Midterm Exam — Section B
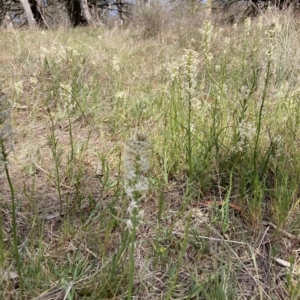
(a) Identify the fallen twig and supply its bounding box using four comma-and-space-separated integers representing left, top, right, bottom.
263, 221, 300, 241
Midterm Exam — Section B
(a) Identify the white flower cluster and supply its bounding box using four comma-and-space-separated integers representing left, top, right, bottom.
14, 81, 23, 96
0, 92, 13, 169
244, 18, 251, 37
115, 91, 128, 99
181, 49, 200, 97
124, 134, 150, 200
202, 20, 213, 67
124, 134, 150, 232
236, 120, 256, 152
59, 82, 75, 112
30, 76, 38, 85
40, 32, 80, 64
59, 82, 72, 103
265, 25, 276, 62
112, 55, 120, 73
40, 45, 80, 64
168, 49, 199, 102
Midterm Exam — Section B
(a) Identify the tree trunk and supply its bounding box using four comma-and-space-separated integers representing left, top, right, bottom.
19, 0, 36, 28
80, 0, 94, 25
116, 0, 128, 24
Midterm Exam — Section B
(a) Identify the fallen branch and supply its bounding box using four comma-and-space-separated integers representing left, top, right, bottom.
263, 221, 300, 241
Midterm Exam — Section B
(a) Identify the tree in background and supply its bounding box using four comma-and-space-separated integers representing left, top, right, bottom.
215, 0, 300, 19
19, 0, 36, 28
2, 0, 298, 28
81, 0, 94, 25
0, 0, 135, 28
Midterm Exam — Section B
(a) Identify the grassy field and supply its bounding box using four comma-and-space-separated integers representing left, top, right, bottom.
1, 5, 300, 299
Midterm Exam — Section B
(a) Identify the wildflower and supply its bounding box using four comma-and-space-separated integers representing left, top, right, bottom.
181, 49, 199, 96
257, 16, 263, 31
124, 134, 150, 299
206, 53, 213, 64
168, 49, 199, 101
202, 20, 213, 67
65, 46, 79, 58
72, 49, 79, 57
125, 219, 133, 232
0, 92, 13, 168
127, 200, 138, 217
59, 82, 74, 112
14, 81, 23, 96
137, 210, 145, 220
244, 17, 251, 36
124, 134, 151, 182
125, 177, 149, 201
112, 55, 120, 72
124, 135, 150, 187
236, 120, 256, 152
115, 91, 127, 99
124, 134, 150, 197
124, 134, 150, 228
30, 77, 38, 85
59, 82, 72, 102
265, 25, 276, 62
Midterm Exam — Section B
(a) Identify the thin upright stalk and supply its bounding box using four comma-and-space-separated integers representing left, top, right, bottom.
127, 208, 137, 299
1, 140, 23, 298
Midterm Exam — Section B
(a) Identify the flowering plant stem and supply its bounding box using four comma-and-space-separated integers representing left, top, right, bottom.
124, 134, 150, 298
186, 69, 193, 180
253, 28, 274, 175
0, 140, 24, 299
128, 207, 137, 299
253, 58, 271, 174
48, 109, 63, 215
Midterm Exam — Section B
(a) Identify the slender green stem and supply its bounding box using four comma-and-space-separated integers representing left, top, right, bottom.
67, 111, 74, 164
1, 140, 23, 299
187, 74, 193, 179
128, 208, 137, 299
48, 111, 63, 214
253, 48, 272, 173
222, 170, 233, 233
165, 214, 190, 300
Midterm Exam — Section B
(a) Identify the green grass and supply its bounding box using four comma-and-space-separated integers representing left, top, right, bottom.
1, 7, 300, 299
